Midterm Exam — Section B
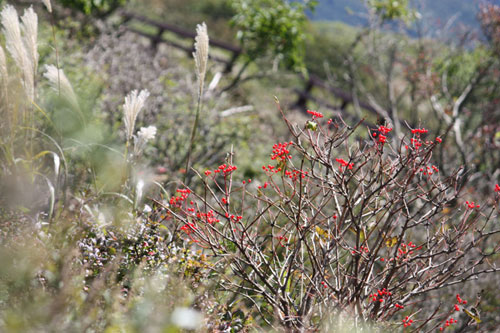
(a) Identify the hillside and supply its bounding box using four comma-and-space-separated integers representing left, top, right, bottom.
310, 0, 500, 36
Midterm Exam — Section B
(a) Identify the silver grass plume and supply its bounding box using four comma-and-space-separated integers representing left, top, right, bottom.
184, 23, 209, 182
134, 125, 157, 155
43, 64, 78, 109
1, 5, 27, 73
193, 22, 209, 98
42, 0, 52, 13
21, 7, 38, 74
1, 5, 34, 101
123, 89, 150, 142
0, 45, 7, 86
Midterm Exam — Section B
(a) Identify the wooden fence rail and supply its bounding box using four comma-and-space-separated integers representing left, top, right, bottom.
121, 11, 241, 72
120, 11, 380, 123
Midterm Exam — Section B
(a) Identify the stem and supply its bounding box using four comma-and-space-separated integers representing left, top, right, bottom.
221, 59, 251, 93
51, 19, 61, 96
184, 92, 203, 184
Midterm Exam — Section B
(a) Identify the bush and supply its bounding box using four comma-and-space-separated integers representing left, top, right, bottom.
164, 107, 500, 330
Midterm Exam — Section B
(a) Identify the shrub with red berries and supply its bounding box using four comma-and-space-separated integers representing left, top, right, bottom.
162, 103, 500, 331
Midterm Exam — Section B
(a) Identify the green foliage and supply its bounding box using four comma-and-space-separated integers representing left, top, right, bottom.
369, 0, 417, 22
58, 0, 126, 16
231, 0, 316, 72
198, 0, 235, 21
304, 21, 358, 78
434, 47, 489, 92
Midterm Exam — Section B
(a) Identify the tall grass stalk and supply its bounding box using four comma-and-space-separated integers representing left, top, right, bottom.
43, 64, 82, 119
121, 89, 149, 198
184, 22, 208, 183
43, 0, 62, 96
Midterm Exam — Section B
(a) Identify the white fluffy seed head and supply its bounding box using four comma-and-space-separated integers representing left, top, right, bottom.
43, 64, 78, 109
138, 125, 157, 141
1, 5, 25, 70
193, 22, 209, 98
42, 0, 52, 13
21, 7, 38, 74
134, 125, 157, 154
1, 4, 34, 100
123, 89, 150, 142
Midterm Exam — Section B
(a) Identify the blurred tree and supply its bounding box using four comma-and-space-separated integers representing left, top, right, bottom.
369, 0, 417, 22
58, 0, 126, 17
229, 0, 316, 81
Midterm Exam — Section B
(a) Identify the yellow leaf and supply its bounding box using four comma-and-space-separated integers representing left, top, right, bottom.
385, 236, 398, 248
315, 226, 333, 240
463, 307, 481, 323
349, 227, 365, 242
359, 229, 366, 242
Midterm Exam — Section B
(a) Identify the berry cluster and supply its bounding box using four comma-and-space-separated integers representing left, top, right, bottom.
379, 241, 421, 263
180, 222, 196, 235
419, 165, 439, 176
411, 128, 429, 135
410, 137, 423, 149
438, 294, 467, 331
225, 212, 243, 222
284, 169, 308, 181
257, 182, 269, 190
262, 164, 282, 173
195, 210, 220, 224
439, 318, 458, 331
336, 158, 354, 171
405, 127, 434, 151
375, 125, 393, 144
307, 110, 324, 118
465, 201, 480, 209
396, 242, 419, 260
352, 245, 369, 255
204, 164, 238, 177
170, 188, 192, 207
402, 316, 414, 327
369, 288, 392, 303
276, 235, 288, 247
271, 141, 293, 161
456, 294, 467, 305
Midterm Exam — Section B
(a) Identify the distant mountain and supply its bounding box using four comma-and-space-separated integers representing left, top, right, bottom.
310, 0, 500, 37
